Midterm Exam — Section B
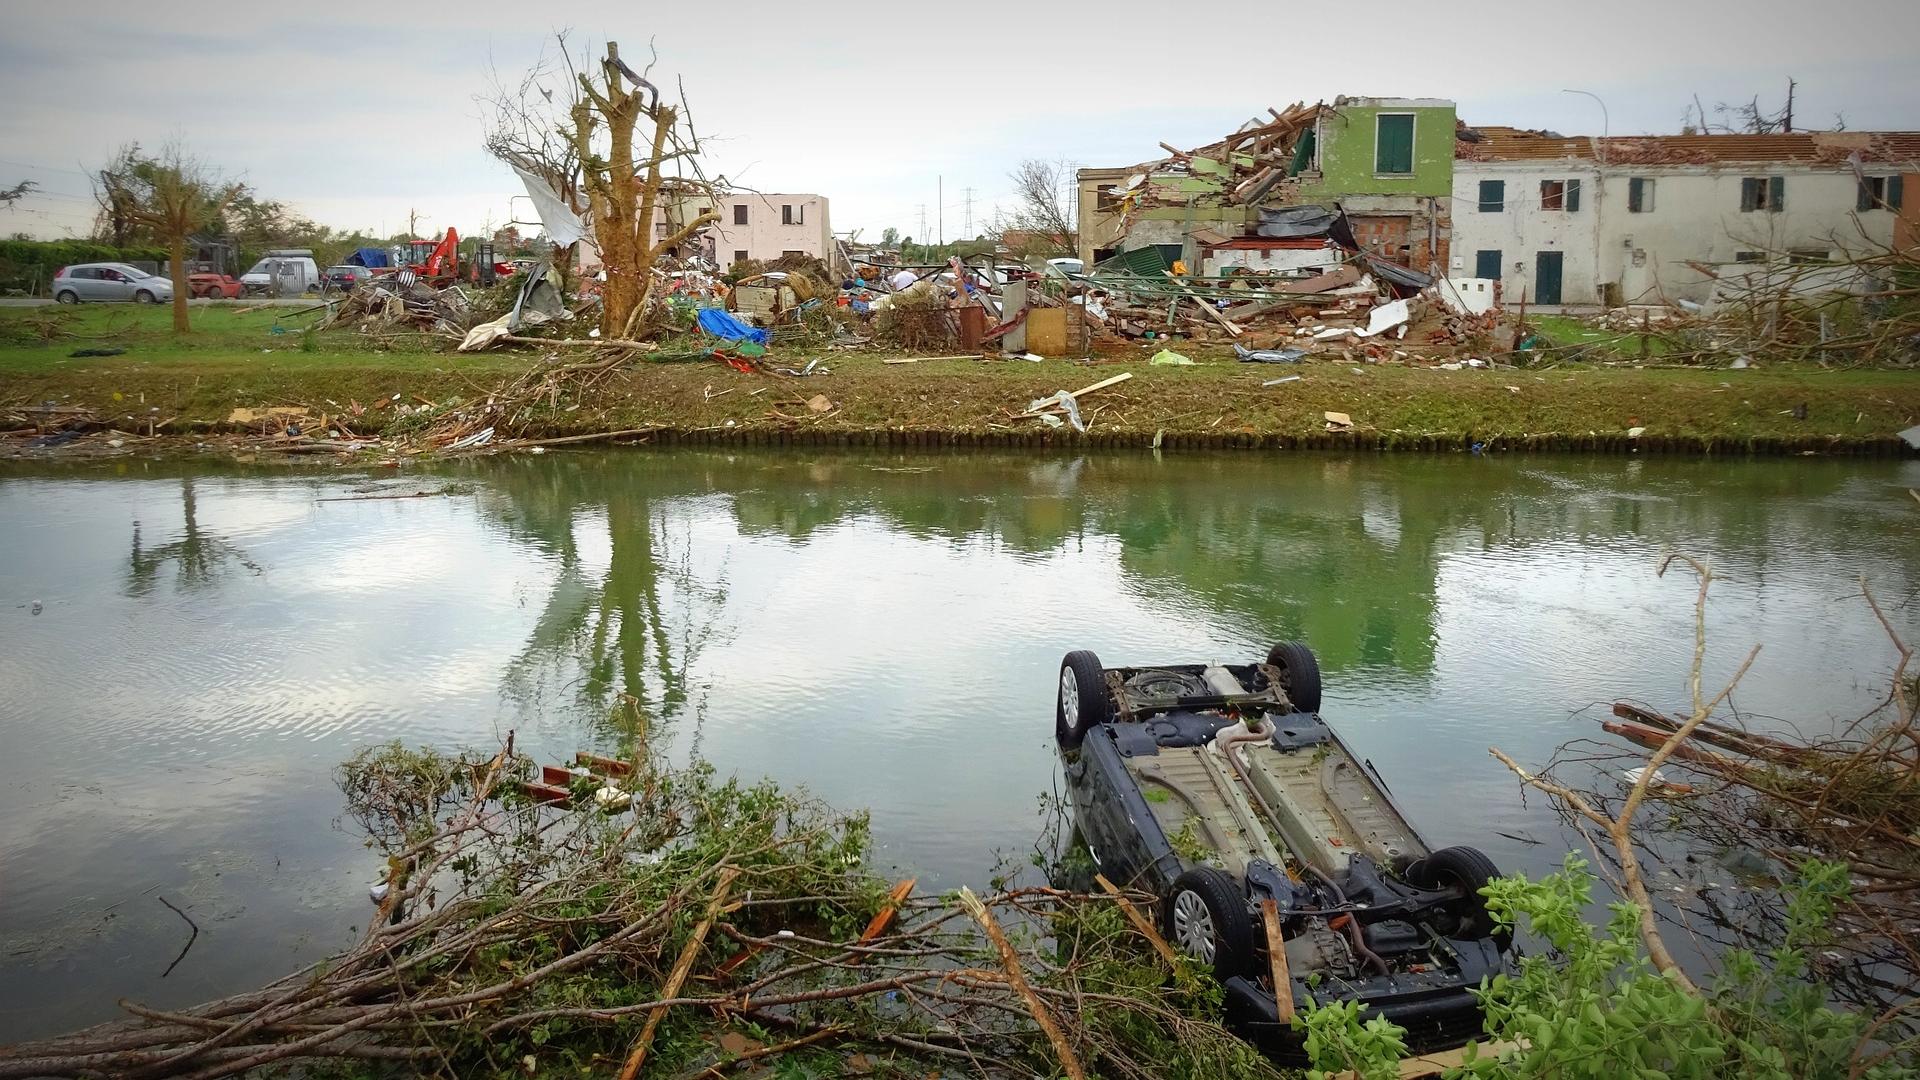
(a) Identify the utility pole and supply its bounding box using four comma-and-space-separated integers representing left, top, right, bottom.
937, 175, 943, 248
407, 207, 419, 240
1783, 77, 1796, 133
963, 187, 973, 237
917, 204, 927, 249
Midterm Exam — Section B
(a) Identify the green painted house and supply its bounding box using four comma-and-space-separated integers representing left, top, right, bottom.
1077, 96, 1458, 275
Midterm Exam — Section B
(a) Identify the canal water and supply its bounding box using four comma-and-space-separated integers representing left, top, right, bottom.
1, 449, 1915, 1040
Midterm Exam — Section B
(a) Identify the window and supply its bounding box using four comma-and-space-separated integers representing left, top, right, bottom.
1628, 177, 1655, 213
732, 249, 749, 263
1474, 249, 1503, 279
1789, 248, 1829, 265
781, 203, 804, 225
1477, 179, 1504, 212
733, 203, 749, 225
1734, 251, 1766, 263
1740, 176, 1784, 212
1374, 113, 1414, 175
1858, 175, 1904, 211
1095, 186, 1121, 212
1540, 179, 1581, 211
781, 249, 805, 257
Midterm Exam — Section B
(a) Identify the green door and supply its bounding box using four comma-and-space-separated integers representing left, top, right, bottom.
1534, 251, 1563, 305
1474, 250, 1502, 279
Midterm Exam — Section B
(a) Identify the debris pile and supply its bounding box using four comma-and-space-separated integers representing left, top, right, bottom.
319, 276, 474, 335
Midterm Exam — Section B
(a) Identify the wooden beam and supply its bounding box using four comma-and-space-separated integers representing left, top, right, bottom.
1260, 899, 1294, 1023
1096, 874, 1179, 968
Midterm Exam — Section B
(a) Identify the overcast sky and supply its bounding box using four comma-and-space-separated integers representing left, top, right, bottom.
3, 1, 1917, 245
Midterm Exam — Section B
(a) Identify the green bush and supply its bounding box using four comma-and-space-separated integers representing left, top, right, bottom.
1297, 855, 1917, 1080
0, 238, 171, 295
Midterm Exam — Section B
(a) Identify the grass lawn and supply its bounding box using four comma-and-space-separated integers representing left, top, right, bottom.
3, 305, 1916, 451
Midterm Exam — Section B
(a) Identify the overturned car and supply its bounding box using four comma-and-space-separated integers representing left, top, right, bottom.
1055, 642, 1513, 1055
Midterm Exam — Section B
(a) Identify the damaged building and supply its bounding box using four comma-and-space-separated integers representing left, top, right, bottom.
1451, 127, 1920, 307
1076, 97, 1456, 277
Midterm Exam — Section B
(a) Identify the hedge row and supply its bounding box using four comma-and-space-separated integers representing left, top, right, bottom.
0, 239, 172, 295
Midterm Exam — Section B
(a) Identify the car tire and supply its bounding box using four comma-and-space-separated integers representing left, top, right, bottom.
1265, 640, 1322, 714
1054, 650, 1112, 751
1165, 867, 1255, 978
134, 290, 156, 304
1406, 845, 1506, 944
55, 290, 78, 304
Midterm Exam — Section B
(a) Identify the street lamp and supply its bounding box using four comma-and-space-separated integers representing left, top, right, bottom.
1561, 88, 1610, 162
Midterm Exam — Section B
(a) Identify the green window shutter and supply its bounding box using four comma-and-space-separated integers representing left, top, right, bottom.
1858, 179, 1874, 212
1890, 175, 1904, 210
1566, 179, 1581, 212
1478, 179, 1504, 211
1769, 175, 1785, 212
1741, 178, 1760, 212
1375, 114, 1414, 175
1628, 178, 1645, 212
1474, 249, 1502, 279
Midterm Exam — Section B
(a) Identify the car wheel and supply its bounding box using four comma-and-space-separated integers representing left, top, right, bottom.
1055, 650, 1112, 751
1164, 867, 1255, 978
1406, 845, 1507, 945
55, 290, 79, 304
1265, 640, 1322, 714
134, 289, 156, 304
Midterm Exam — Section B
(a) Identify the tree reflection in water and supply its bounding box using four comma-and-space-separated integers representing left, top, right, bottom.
126, 478, 262, 597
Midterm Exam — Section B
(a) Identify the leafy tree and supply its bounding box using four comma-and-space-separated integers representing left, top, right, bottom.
880, 226, 900, 248
95, 144, 241, 333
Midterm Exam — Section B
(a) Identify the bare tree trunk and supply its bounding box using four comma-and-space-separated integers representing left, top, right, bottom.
169, 232, 190, 333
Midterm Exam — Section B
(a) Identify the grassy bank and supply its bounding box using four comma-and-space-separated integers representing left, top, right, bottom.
3, 305, 1917, 455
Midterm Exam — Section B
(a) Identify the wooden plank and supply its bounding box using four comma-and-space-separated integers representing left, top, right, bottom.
1095, 874, 1179, 968
1259, 899, 1295, 1023
1333, 1040, 1523, 1079
1068, 371, 1133, 398
1025, 308, 1068, 355
851, 878, 916, 964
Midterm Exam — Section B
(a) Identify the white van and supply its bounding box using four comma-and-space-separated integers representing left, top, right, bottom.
240, 250, 322, 296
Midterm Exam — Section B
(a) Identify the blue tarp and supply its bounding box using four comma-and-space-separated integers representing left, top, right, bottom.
696, 307, 770, 346
346, 247, 391, 268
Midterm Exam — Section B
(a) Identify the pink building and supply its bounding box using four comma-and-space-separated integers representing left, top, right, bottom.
701, 193, 832, 272
580, 192, 834, 273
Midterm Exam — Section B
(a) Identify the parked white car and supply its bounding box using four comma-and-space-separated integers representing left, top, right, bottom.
52, 263, 175, 304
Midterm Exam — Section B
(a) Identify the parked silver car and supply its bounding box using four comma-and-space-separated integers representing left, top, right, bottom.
53, 263, 175, 304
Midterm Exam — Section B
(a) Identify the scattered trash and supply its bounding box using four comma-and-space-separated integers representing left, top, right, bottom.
68, 347, 126, 358
446, 427, 496, 451
1899, 424, 1920, 450
1262, 375, 1302, 386
805, 394, 834, 413
1323, 411, 1354, 432
1233, 344, 1306, 364
1627, 426, 1647, 438
1148, 350, 1194, 366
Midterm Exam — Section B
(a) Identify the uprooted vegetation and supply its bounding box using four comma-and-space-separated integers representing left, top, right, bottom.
0, 740, 1279, 1080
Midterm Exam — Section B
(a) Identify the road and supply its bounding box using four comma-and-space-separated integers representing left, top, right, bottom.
0, 297, 326, 308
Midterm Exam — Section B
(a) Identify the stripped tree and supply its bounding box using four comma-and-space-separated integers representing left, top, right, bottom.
485, 36, 722, 339
95, 145, 242, 334
571, 41, 720, 337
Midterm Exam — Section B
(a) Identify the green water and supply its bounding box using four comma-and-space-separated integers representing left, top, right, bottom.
0, 449, 1915, 1039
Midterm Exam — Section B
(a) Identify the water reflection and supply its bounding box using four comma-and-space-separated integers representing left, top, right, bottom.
0, 450, 1914, 1043
479, 460, 730, 745
126, 477, 262, 596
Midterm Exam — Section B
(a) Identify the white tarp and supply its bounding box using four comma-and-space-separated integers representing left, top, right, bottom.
512, 165, 586, 248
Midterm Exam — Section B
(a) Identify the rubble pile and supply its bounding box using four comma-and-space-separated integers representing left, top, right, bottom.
320, 276, 476, 335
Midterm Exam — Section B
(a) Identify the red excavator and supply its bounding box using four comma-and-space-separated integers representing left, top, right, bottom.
398, 228, 462, 285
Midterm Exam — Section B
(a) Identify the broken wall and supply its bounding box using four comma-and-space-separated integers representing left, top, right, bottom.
1299, 101, 1455, 201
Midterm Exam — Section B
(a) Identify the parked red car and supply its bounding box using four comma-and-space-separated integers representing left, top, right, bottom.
189, 273, 245, 299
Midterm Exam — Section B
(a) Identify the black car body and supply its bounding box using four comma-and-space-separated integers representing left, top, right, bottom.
1055, 642, 1513, 1058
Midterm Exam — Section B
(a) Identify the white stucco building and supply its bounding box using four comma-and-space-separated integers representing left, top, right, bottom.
1451, 129, 1920, 307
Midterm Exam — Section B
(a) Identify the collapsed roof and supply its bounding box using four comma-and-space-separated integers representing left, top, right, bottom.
1457, 126, 1920, 166
1108, 102, 1325, 213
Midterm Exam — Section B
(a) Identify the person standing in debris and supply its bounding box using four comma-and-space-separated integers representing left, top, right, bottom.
889, 268, 917, 292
